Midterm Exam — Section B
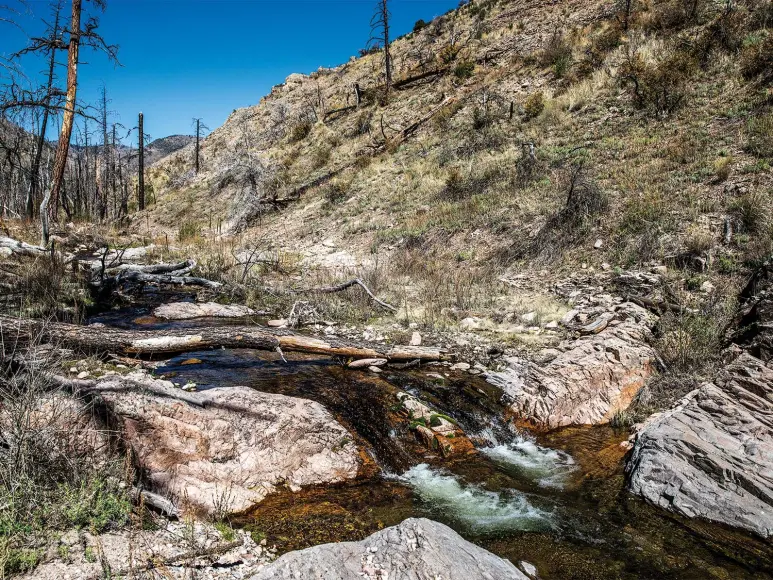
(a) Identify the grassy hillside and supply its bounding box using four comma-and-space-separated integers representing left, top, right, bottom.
136, 0, 772, 337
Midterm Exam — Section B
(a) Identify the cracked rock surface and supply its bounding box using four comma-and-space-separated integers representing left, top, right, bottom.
94, 372, 360, 515
486, 302, 655, 429
627, 353, 773, 538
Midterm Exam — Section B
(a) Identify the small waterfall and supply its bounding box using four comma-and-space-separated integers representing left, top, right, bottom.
397, 464, 551, 533
476, 428, 576, 489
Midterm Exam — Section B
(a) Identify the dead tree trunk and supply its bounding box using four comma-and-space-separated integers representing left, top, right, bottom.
28, 5, 62, 222
195, 118, 200, 174
369, 0, 392, 98
137, 111, 145, 211
41, 0, 82, 246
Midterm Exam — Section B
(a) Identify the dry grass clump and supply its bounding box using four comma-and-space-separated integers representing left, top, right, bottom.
1, 252, 90, 321
729, 189, 772, 236
744, 111, 773, 158
653, 280, 736, 373
289, 119, 313, 143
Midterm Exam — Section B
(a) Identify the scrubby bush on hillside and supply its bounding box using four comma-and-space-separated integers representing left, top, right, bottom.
438, 166, 502, 202
413, 19, 428, 33
618, 45, 696, 116
740, 30, 773, 83
540, 29, 573, 78
730, 190, 772, 235
643, 0, 707, 30
453, 60, 475, 80
289, 120, 313, 143
524, 91, 545, 119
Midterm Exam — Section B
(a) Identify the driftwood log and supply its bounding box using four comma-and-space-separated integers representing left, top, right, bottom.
292, 278, 397, 312
0, 315, 448, 362
0, 236, 48, 257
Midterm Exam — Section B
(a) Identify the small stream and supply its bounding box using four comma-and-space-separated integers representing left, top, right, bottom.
90, 307, 773, 579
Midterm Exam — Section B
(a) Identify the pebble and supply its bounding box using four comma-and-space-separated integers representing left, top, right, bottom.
410, 331, 422, 346
368, 366, 383, 373
451, 362, 471, 371
77, 371, 90, 379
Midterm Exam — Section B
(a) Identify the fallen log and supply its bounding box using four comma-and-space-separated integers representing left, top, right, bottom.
0, 236, 48, 257
108, 259, 195, 276
0, 315, 449, 362
115, 269, 222, 289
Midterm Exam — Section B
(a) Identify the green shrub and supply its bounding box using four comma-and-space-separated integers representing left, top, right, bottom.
524, 92, 545, 119
740, 31, 773, 83
413, 19, 428, 33
540, 30, 573, 78
453, 60, 475, 80
289, 120, 313, 143
178, 220, 201, 241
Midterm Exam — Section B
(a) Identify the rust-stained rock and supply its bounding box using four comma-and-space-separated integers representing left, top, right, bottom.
92, 372, 360, 515
486, 304, 655, 429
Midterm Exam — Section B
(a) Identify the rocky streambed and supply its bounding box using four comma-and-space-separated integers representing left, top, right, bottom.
20, 282, 773, 579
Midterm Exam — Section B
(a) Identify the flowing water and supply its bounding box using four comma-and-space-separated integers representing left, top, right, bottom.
92, 309, 773, 579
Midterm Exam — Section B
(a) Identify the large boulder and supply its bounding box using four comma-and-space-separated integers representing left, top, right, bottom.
93, 372, 360, 515
486, 304, 655, 429
627, 353, 773, 538
153, 301, 256, 320
250, 518, 530, 580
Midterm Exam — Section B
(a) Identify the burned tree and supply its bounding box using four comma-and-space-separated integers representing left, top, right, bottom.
40, 0, 118, 245
41, 0, 83, 243
138, 111, 145, 210
18, 1, 65, 221
192, 117, 209, 174
368, 0, 392, 97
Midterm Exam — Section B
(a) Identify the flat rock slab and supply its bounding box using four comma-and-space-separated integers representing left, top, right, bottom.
250, 518, 528, 580
153, 301, 256, 320
627, 353, 773, 539
94, 372, 360, 515
486, 304, 655, 429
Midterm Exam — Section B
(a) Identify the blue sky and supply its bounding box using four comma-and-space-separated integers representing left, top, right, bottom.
1, 0, 459, 143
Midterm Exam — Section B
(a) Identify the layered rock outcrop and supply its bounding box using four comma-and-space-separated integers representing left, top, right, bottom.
486, 303, 655, 429
251, 518, 530, 580
92, 372, 360, 514
627, 353, 773, 538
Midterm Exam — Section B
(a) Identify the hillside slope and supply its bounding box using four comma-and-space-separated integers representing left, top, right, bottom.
138, 0, 772, 332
